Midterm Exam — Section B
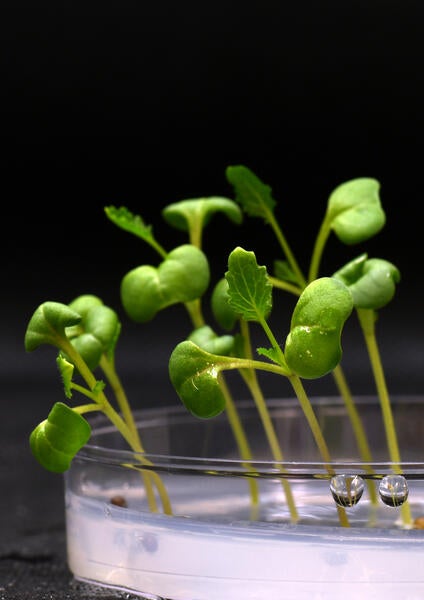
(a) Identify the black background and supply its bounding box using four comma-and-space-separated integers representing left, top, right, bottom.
3, 0, 424, 384
2, 2, 424, 597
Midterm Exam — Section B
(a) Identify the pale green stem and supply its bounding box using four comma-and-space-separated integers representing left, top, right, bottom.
332, 365, 378, 506
241, 369, 299, 522
99, 355, 173, 515
188, 219, 202, 249
182, 284, 262, 516
184, 218, 205, 327
270, 275, 377, 506
268, 276, 303, 296
220, 356, 350, 525
307, 214, 331, 283
149, 238, 168, 260
184, 298, 205, 328
61, 339, 172, 515
239, 320, 299, 522
270, 280, 376, 494
76, 401, 167, 505
288, 373, 350, 527
218, 375, 261, 520
266, 210, 306, 288
258, 316, 289, 372
73, 402, 104, 414
100, 355, 140, 442
356, 308, 412, 526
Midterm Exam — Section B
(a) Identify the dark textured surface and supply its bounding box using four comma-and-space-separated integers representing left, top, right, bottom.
0, 382, 140, 600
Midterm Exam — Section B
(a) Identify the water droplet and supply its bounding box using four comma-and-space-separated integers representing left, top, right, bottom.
379, 475, 409, 507
330, 474, 365, 507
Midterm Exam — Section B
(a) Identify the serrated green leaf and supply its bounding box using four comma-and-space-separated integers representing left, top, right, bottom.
273, 259, 299, 285
225, 247, 272, 322
104, 205, 155, 243
257, 346, 282, 365
226, 165, 276, 222
92, 380, 106, 396
57, 355, 75, 398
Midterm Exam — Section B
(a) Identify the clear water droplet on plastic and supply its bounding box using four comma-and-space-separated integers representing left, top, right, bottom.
379, 475, 409, 507
330, 474, 365, 507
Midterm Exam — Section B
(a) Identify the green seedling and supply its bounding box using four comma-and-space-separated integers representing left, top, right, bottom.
25, 165, 411, 528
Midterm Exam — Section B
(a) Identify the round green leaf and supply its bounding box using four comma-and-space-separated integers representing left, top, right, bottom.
188, 325, 234, 355
25, 302, 82, 352
211, 278, 238, 330
162, 197, 242, 232
83, 305, 121, 353
284, 277, 353, 379
70, 333, 103, 371
68, 295, 104, 318
168, 341, 226, 418
121, 244, 210, 322
327, 178, 386, 244
29, 402, 91, 473
333, 256, 400, 309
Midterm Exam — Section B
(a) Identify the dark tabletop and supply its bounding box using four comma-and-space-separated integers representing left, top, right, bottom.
1, 378, 146, 600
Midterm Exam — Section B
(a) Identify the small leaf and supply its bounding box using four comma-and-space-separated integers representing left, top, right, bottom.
57, 355, 75, 398
25, 302, 82, 352
331, 253, 368, 285
211, 278, 238, 330
104, 206, 156, 244
273, 259, 299, 285
284, 277, 353, 379
225, 247, 272, 322
92, 380, 106, 396
326, 178, 386, 244
29, 402, 91, 473
66, 295, 104, 339
162, 197, 242, 232
188, 325, 234, 355
168, 341, 227, 418
66, 298, 121, 365
68, 295, 104, 318
257, 346, 282, 365
69, 333, 103, 371
84, 305, 121, 356
333, 256, 400, 309
226, 165, 276, 222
